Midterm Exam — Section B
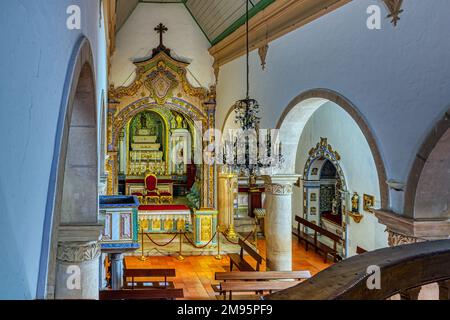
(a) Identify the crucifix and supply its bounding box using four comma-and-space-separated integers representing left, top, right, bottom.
154, 23, 168, 47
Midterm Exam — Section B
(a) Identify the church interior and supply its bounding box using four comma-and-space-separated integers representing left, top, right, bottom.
1, 0, 449, 301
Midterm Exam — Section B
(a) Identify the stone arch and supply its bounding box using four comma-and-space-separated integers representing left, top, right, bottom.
38, 37, 99, 299
276, 88, 389, 209
111, 99, 207, 149
404, 107, 450, 218
221, 104, 239, 133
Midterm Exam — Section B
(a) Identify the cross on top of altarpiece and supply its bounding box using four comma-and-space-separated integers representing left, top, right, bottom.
155, 23, 168, 47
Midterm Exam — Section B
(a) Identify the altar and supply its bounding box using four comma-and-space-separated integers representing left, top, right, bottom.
138, 204, 191, 233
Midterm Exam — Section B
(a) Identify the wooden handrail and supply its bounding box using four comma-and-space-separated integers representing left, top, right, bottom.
264, 239, 450, 300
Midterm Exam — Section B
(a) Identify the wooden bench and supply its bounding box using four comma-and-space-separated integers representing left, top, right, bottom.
294, 216, 343, 263
123, 268, 176, 290
99, 289, 183, 300
229, 239, 263, 271
211, 271, 311, 296
220, 281, 301, 300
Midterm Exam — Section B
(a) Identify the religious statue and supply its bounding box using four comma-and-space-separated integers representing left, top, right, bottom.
176, 114, 183, 129
351, 192, 360, 213
332, 197, 338, 215
170, 116, 177, 129
140, 113, 147, 129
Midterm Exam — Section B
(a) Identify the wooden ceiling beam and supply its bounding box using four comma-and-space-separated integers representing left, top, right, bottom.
209, 0, 351, 70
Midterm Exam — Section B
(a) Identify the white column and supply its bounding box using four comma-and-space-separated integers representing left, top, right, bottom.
54, 225, 103, 300
55, 241, 101, 299
263, 175, 300, 271
110, 253, 124, 290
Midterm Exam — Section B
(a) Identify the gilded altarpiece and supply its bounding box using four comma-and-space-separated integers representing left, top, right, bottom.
107, 47, 216, 208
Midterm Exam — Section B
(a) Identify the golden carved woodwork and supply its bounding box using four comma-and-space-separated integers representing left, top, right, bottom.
106, 46, 216, 206
363, 194, 375, 212
200, 216, 212, 242
164, 219, 174, 231
105, 159, 113, 195
108, 51, 208, 104
258, 44, 269, 70
348, 211, 364, 224
308, 137, 341, 161
177, 219, 185, 232
139, 219, 149, 231
152, 219, 161, 231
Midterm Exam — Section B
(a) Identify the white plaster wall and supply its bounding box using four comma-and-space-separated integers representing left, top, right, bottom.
292, 102, 388, 256
110, 3, 215, 89
217, 0, 450, 214
0, 0, 107, 299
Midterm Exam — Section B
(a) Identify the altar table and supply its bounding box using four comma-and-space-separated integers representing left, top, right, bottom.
138, 205, 191, 233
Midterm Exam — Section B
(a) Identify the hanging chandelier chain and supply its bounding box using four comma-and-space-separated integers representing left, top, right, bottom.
246, 0, 250, 99
226, 0, 285, 177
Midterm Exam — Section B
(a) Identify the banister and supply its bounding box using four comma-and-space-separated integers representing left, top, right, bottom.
264, 239, 450, 300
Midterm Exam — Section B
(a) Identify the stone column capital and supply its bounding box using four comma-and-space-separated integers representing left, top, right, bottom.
262, 174, 300, 195
374, 209, 450, 246
57, 241, 100, 263
386, 229, 422, 247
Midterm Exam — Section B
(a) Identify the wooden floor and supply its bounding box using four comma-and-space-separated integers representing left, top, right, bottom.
124, 238, 332, 300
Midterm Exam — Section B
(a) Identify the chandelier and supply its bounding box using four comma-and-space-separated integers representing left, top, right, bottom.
222, 0, 283, 178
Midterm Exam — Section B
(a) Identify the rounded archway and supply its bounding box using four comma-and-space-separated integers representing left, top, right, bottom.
277, 89, 389, 255
39, 37, 100, 300
277, 89, 389, 209
405, 108, 450, 219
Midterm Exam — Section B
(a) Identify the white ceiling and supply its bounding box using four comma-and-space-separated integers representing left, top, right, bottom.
117, 0, 269, 45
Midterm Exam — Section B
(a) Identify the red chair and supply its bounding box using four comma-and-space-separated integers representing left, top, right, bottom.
144, 174, 160, 204
159, 189, 173, 204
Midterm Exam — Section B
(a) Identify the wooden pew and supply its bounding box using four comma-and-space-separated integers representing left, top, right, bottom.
220, 281, 301, 300
215, 271, 311, 281
228, 239, 263, 271
294, 216, 343, 263
123, 268, 176, 290
99, 289, 183, 300
212, 271, 311, 297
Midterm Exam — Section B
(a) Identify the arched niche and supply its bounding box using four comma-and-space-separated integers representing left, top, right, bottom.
38, 37, 100, 299
274, 89, 388, 255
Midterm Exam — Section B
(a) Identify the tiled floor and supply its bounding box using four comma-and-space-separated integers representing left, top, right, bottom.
124, 238, 332, 300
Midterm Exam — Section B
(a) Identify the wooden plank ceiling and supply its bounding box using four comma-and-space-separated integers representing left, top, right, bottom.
118, 0, 270, 45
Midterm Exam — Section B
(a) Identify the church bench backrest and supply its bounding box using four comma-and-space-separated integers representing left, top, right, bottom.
99, 289, 183, 300
124, 268, 176, 278
239, 239, 263, 266
220, 281, 301, 293
215, 271, 311, 281
295, 215, 343, 251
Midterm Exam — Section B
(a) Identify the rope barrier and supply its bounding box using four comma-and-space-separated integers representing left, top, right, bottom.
183, 231, 218, 249
144, 233, 179, 247
221, 230, 254, 245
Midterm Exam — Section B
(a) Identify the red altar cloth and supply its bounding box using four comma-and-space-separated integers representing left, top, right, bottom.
138, 205, 190, 211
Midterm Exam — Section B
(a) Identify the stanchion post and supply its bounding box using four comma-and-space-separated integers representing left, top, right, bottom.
215, 226, 224, 260
139, 228, 147, 261
177, 230, 185, 261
